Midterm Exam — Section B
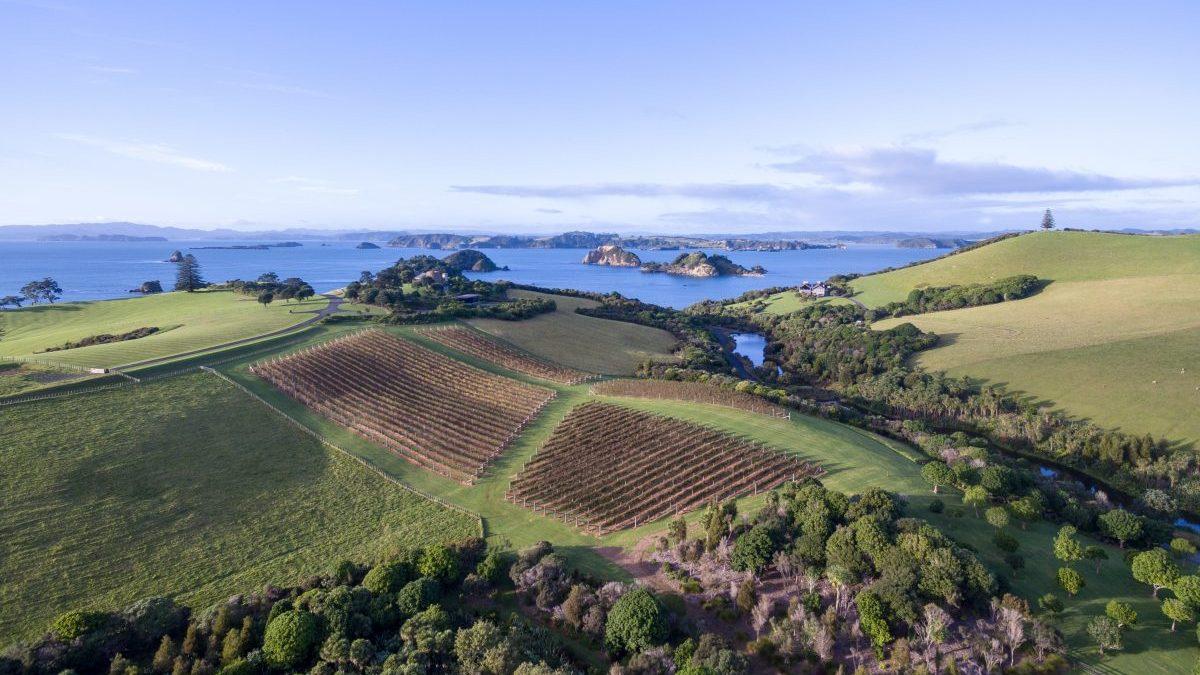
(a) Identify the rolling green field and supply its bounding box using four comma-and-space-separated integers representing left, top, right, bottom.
726, 291, 856, 315
0, 290, 326, 369
851, 230, 1200, 307
0, 372, 476, 643
224, 323, 1195, 672
865, 232, 1200, 445
468, 290, 679, 374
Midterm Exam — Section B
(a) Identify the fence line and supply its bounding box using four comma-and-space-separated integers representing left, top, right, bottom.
0, 381, 131, 407
0, 355, 96, 373
200, 366, 487, 539
0, 325, 336, 408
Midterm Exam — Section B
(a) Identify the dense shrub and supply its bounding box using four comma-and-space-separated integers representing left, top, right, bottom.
261, 610, 321, 669
870, 274, 1043, 318
605, 588, 668, 655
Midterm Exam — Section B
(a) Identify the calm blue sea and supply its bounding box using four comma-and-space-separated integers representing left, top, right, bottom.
0, 240, 941, 308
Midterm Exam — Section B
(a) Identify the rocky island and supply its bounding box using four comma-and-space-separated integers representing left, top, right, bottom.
442, 249, 505, 272
355, 241, 381, 249
581, 244, 641, 267
641, 252, 764, 277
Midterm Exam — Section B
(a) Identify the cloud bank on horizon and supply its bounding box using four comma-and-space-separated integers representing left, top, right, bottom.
0, 2, 1196, 233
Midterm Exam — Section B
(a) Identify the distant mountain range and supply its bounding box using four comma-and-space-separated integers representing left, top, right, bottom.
1, 221, 1194, 247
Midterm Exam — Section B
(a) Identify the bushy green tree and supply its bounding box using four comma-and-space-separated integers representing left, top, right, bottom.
1175, 575, 1200, 608
1131, 549, 1180, 599
1039, 594, 1064, 614
419, 544, 459, 583
1171, 538, 1198, 559
363, 557, 416, 595
1053, 525, 1084, 565
1087, 616, 1121, 656
1057, 567, 1085, 596
1163, 598, 1194, 632
854, 591, 893, 656
50, 610, 107, 640
261, 610, 321, 669
396, 578, 441, 617
920, 461, 953, 494
963, 486, 989, 517
605, 589, 668, 655
1098, 509, 1142, 549
985, 506, 1009, 530
1083, 545, 1109, 575
1009, 494, 1043, 529
1105, 600, 1137, 628
730, 525, 776, 574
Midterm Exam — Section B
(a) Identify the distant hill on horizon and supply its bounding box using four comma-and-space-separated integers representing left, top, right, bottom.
1, 221, 1194, 245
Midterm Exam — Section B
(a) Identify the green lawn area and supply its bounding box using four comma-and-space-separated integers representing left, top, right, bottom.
863, 232, 1200, 445
0, 290, 327, 369
468, 290, 679, 375
726, 291, 856, 315
850, 230, 1200, 307
0, 372, 476, 644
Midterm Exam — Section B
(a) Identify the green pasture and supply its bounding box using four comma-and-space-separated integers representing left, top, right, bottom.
468, 290, 679, 375
851, 230, 1200, 307
726, 291, 856, 315
0, 290, 326, 369
0, 372, 476, 644
864, 232, 1200, 445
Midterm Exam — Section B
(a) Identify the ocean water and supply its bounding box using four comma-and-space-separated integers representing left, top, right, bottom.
0, 240, 941, 308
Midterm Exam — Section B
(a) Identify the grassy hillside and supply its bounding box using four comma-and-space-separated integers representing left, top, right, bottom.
726, 292, 856, 315
468, 290, 678, 375
198, 326, 1197, 672
851, 230, 1200, 307
0, 373, 476, 643
0, 290, 325, 369
866, 232, 1200, 445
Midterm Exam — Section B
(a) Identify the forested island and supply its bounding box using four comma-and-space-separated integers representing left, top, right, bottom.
388, 230, 830, 252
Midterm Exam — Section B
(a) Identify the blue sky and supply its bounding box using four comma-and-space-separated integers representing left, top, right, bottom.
1, 1, 1197, 233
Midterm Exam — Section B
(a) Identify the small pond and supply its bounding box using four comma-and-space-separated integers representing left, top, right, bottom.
730, 333, 769, 367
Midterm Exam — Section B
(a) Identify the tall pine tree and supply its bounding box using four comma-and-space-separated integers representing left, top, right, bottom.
174, 254, 205, 292
1041, 209, 1055, 230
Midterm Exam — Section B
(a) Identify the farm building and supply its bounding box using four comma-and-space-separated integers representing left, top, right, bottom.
414, 269, 448, 286
798, 282, 827, 297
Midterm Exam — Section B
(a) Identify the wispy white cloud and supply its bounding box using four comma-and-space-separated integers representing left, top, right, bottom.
85, 65, 137, 75
452, 182, 807, 202
768, 147, 1197, 195
901, 120, 1019, 143
55, 133, 232, 172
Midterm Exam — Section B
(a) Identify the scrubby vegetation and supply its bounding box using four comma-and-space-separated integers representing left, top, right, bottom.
867, 274, 1043, 319
643, 481, 1068, 672
345, 257, 554, 323
1, 540, 582, 675
41, 326, 160, 352
224, 272, 316, 304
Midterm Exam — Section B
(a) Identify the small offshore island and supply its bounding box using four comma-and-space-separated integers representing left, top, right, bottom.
582, 244, 765, 277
